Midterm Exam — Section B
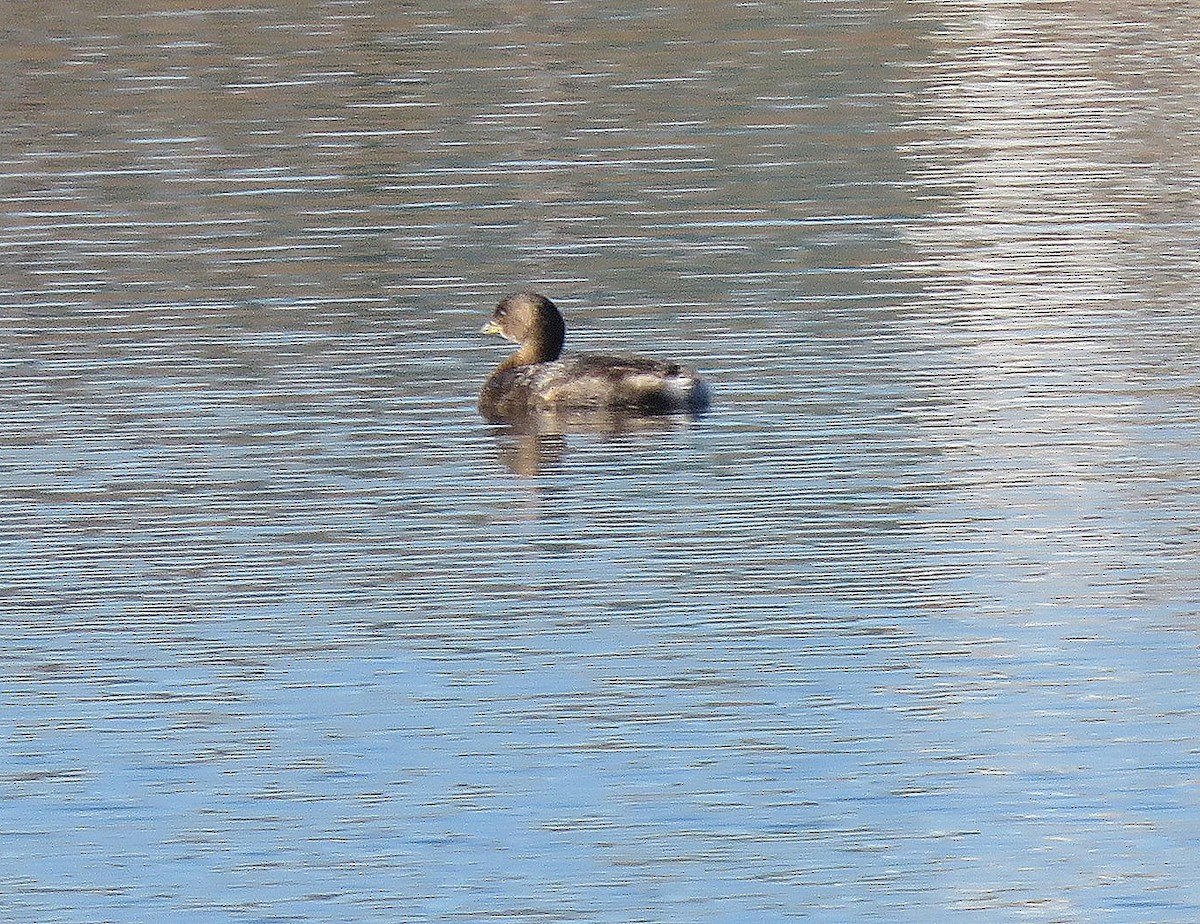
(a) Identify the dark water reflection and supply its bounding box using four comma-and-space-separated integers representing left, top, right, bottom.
4, 1, 1200, 922
485, 407, 706, 475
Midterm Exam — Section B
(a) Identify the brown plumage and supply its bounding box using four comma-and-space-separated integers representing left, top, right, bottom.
479, 292, 710, 422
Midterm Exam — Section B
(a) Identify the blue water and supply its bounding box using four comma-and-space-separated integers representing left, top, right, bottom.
3, 1, 1200, 921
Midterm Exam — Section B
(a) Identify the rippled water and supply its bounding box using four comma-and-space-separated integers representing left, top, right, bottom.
4, 2, 1200, 921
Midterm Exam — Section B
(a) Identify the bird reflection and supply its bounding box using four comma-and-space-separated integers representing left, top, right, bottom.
484, 404, 704, 476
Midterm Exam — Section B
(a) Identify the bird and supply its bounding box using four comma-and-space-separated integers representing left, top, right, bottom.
478, 291, 710, 422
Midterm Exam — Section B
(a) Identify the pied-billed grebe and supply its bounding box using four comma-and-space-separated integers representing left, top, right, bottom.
479, 292, 710, 421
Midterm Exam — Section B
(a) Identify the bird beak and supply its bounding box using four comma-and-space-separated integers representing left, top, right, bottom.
481, 319, 502, 335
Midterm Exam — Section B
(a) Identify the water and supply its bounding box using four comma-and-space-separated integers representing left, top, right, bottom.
3, 1, 1200, 921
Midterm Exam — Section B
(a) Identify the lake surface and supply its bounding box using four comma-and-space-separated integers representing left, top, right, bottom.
3, 1, 1200, 921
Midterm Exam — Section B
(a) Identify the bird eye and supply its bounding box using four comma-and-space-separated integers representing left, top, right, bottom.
496, 307, 507, 318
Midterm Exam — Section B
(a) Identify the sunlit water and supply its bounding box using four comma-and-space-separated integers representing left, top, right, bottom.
3, 2, 1200, 922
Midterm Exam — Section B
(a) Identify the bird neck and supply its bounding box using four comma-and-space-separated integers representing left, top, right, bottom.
508, 323, 564, 366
